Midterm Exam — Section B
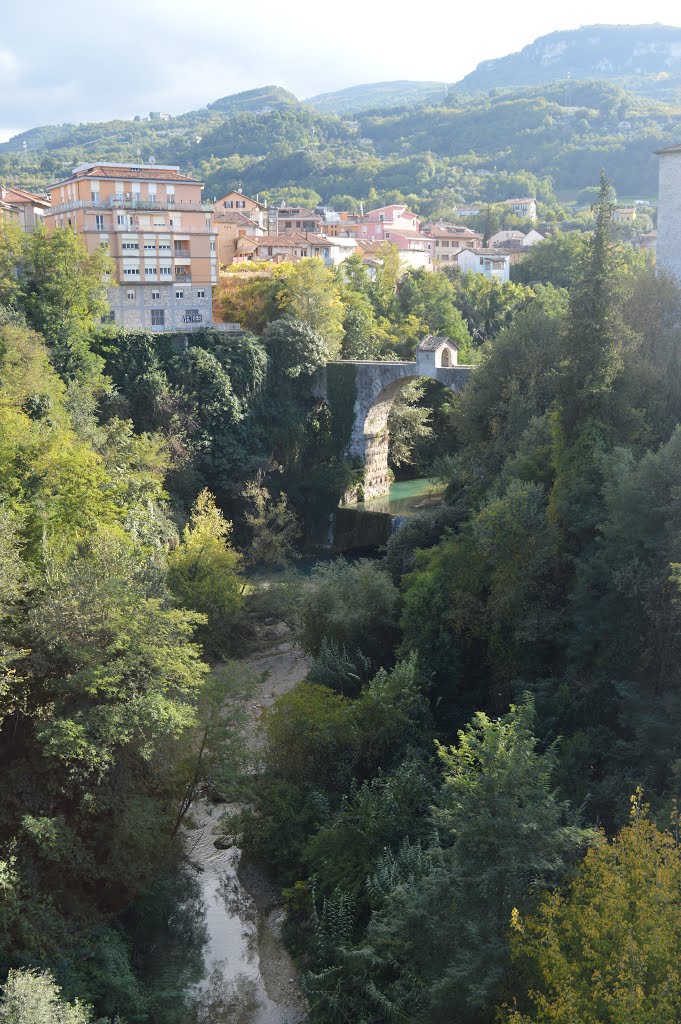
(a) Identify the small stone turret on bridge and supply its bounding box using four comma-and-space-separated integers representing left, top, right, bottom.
314, 336, 472, 501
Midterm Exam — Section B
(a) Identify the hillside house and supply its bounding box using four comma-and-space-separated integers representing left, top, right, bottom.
45, 161, 217, 331
213, 190, 267, 265
504, 197, 537, 221
427, 222, 483, 260
274, 206, 322, 234
235, 232, 352, 267
488, 228, 544, 248
456, 246, 511, 282
0, 186, 50, 231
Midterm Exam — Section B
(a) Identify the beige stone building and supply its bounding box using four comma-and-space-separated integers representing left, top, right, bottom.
45, 162, 218, 331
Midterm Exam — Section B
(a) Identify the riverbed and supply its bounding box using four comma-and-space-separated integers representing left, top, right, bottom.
184, 630, 309, 1024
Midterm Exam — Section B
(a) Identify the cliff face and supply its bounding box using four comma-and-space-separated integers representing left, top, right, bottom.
455, 25, 681, 94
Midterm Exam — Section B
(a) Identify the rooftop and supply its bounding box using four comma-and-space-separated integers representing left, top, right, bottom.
50, 163, 202, 187
419, 334, 458, 352
0, 185, 50, 207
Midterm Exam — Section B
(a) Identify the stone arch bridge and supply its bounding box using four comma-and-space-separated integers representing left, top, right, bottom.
313, 338, 472, 501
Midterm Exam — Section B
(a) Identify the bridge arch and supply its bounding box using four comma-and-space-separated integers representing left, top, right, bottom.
315, 338, 472, 502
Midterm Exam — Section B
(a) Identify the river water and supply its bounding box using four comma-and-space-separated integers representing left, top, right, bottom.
353, 476, 445, 516
184, 802, 303, 1024
183, 634, 309, 1024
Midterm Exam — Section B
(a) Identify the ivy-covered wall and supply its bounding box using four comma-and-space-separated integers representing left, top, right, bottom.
326, 362, 358, 459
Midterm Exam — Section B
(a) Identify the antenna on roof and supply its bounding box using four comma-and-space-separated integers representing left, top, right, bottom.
149, 155, 156, 165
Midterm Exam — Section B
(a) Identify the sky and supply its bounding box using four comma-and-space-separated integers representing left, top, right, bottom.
4, 0, 681, 142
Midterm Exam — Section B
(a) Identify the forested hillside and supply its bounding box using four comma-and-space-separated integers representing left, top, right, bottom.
2, 77, 679, 205
4, 175, 681, 1022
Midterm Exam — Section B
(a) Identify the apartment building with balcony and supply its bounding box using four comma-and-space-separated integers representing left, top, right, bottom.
44, 162, 218, 331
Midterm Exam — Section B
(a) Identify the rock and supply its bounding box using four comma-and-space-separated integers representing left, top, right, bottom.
214, 836, 234, 850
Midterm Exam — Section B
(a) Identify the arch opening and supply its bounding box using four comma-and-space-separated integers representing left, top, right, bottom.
354, 375, 453, 502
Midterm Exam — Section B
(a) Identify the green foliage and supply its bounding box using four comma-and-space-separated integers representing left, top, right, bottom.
20, 229, 112, 382
505, 794, 681, 1024
0, 314, 212, 1022
297, 558, 399, 669
325, 362, 357, 458
276, 259, 345, 360
167, 489, 244, 658
242, 477, 301, 567
240, 656, 431, 883
357, 701, 592, 1024
0, 968, 115, 1024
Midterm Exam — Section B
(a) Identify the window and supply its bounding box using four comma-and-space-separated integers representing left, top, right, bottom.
124, 268, 140, 276
144, 242, 156, 251
197, 290, 205, 299
91, 190, 100, 203
175, 289, 183, 299
122, 242, 139, 250
95, 214, 105, 230
160, 267, 172, 276
152, 290, 160, 299
151, 309, 165, 327
126, 289, 135, 300
479, 258, 484, 266
236, 200, 245, 208
117, 214, 126, 225
442, 240, 449, 247
225, 200, 233, 208
183, 308, 201, 324
210, 240, 216, 252
101, 311, 115, 324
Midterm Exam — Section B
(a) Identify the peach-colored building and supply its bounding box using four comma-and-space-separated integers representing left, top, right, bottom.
45, 162, 218, 331
426, 222, 483, 261
213, 190, 267, 266
0, 186, 50, 231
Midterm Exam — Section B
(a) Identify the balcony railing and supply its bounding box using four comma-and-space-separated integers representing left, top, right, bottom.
49, 197, 213, 216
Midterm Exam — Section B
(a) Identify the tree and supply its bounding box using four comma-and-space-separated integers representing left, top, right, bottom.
242, 475, 301, 566
20, 228, 113, 381
445, 269, 534, 343
0, 221, 24, 309
296, 558, 399, 670
0, 968, 117, 1024
167, 489, 244, 657
505, 794, 681, 1024
549, 174, 627, 547
387, 379, 433, 468
363, 701, 592, 1024
511, 232, 584, 289
277, 258, 345, 360
340, 290, 379, 360
397, 268, 472, 357
372, 242, 401, 317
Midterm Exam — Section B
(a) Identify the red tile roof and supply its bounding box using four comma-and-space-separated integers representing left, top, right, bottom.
50, 164, 202, 188
1, 186, 50, 207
